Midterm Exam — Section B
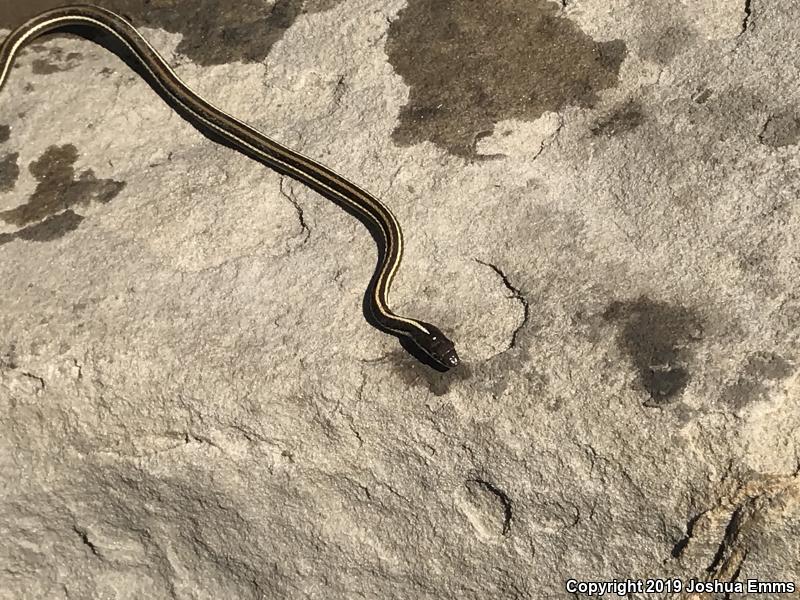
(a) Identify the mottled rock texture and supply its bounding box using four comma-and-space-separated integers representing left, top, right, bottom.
1, 0, 798, 598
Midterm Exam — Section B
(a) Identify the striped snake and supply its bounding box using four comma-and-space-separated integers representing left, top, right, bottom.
0, 4, 459, 369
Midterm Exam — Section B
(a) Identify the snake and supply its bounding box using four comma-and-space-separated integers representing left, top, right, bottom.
0, 4, 459, 370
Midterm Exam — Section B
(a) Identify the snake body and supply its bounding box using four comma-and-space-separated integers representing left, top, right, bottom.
0, 4, 458, 369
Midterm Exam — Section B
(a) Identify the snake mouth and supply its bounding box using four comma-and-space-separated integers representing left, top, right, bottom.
441, 347, 460, 369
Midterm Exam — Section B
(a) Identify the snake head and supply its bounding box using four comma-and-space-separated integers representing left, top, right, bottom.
409, 322, 459, 370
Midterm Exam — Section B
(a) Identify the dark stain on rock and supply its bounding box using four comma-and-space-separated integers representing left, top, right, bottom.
0, 0, 346, 67
0, 152, 20, 192
31, 60, 64, 75
591, 100, 644, 137
0, 0, 342, 65
638, 25, 695, 66
386, 0, 626, 156
725, 352, 794, 410
759, 110, 800, 147
0, 125, 10, 144
0, 209, 84, 246
30, 46, 84, 74
691, 87, 713, 104
603, 297, 704, 406
0, 144, 124, 227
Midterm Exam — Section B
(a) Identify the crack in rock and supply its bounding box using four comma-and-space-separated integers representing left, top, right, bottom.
73, 525, 102, 559
671, 510, 706, 558
279, 177, 311, 248
459, 478, 514, 542
532, 114, 564, 160
740, 0, 754, 35
0, 359, 46, 393
475, 259, 530, 352
707, 502, 750, 577
474, 479, 513, 535
675, 474, 800, 593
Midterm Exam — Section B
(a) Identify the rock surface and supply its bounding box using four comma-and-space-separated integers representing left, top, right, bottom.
1, 0, 798, 598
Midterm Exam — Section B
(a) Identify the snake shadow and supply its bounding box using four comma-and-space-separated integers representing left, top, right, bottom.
55, 25, 446, 370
